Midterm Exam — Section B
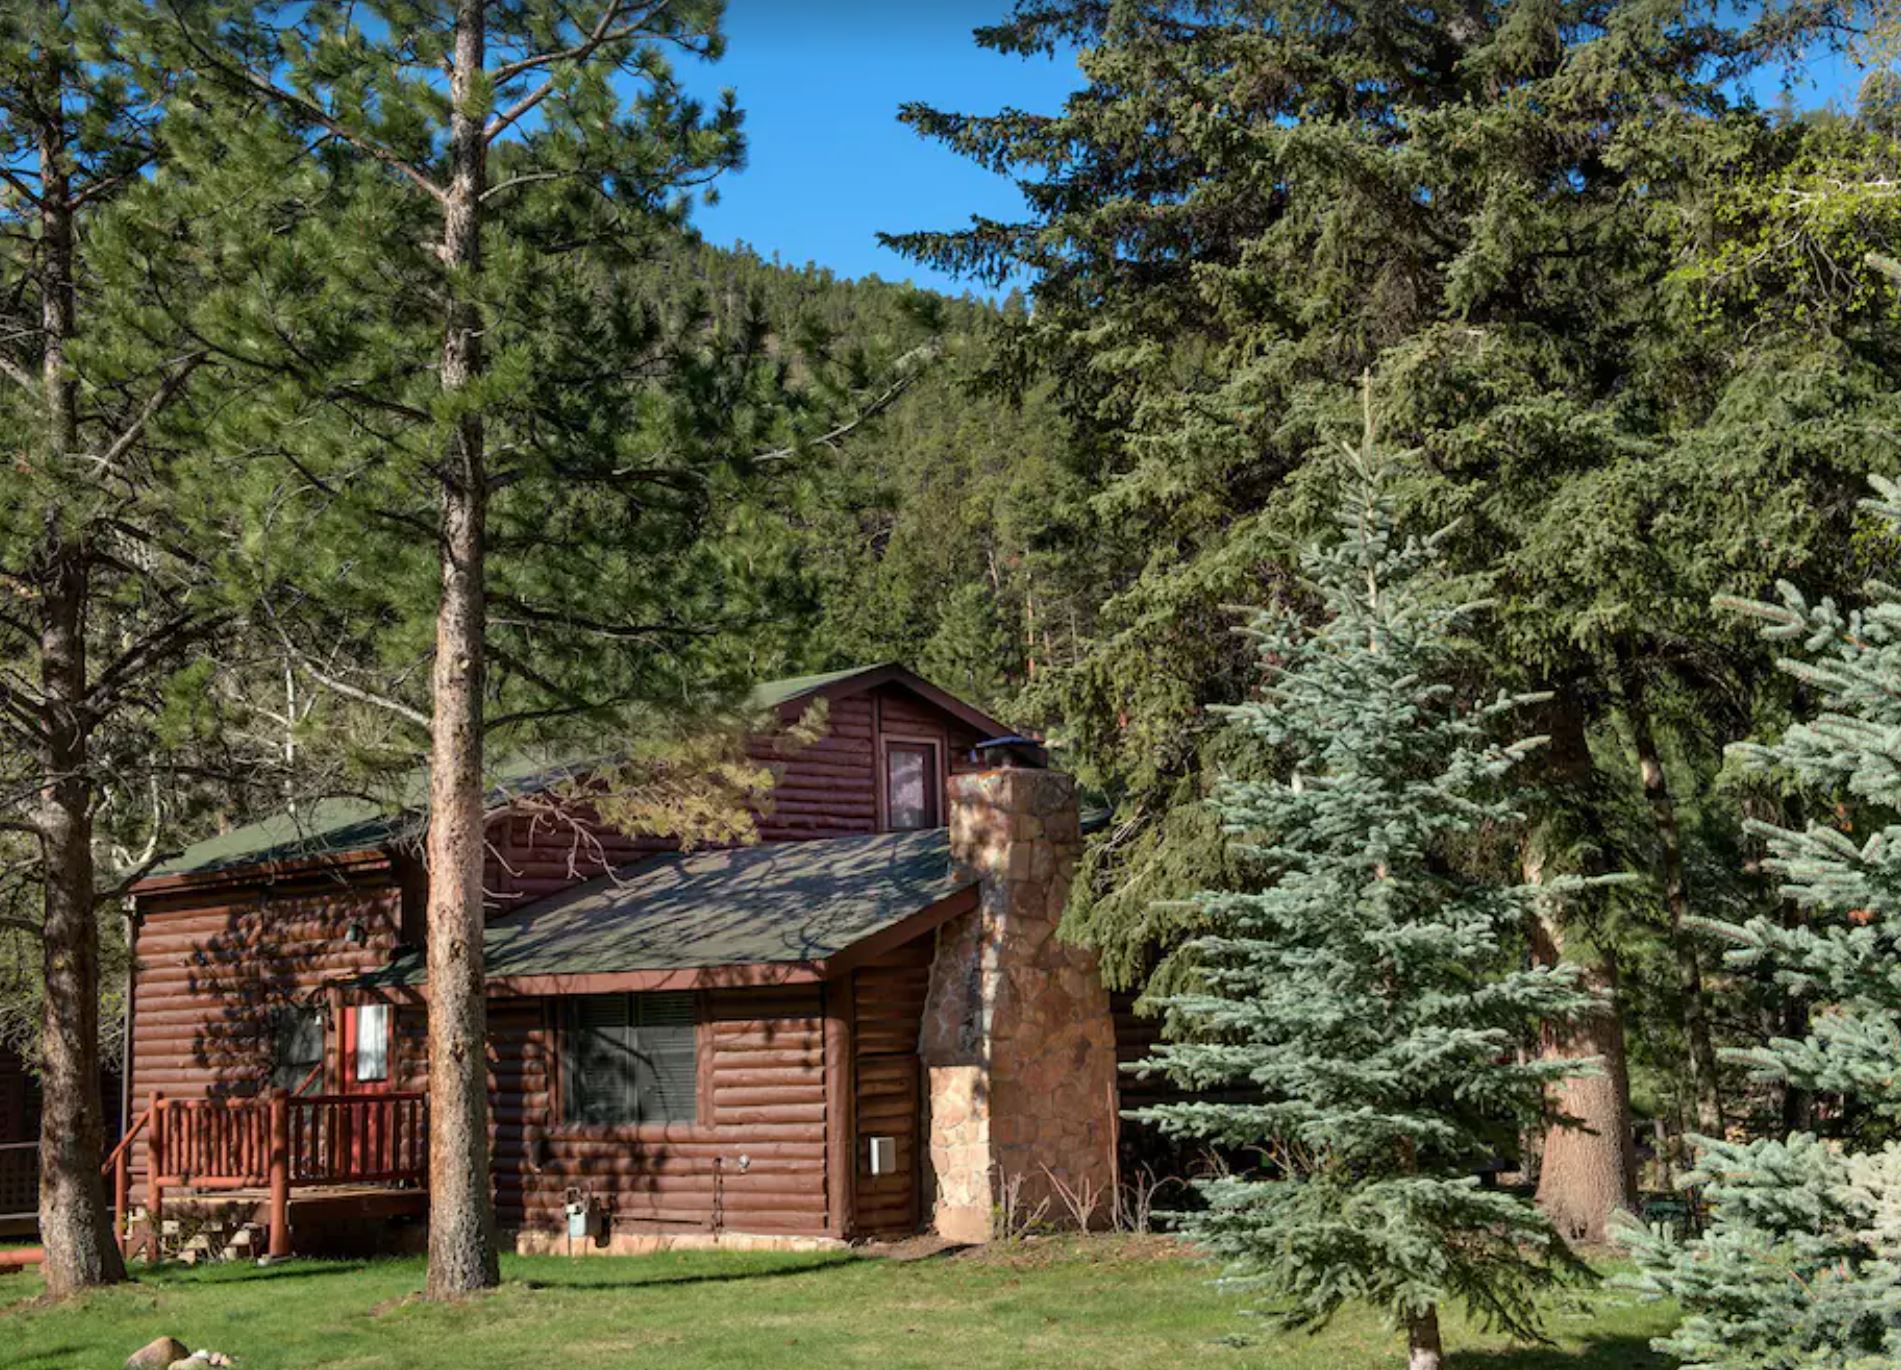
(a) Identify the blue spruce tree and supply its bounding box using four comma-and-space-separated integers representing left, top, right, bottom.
1622, 478, 1901, 1367
1138, 393, 1602, 1370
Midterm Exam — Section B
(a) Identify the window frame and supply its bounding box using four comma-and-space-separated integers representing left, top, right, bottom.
556, 990, 704, 1131
879, 736, 943, 832
352, 1002, 392, 1084
269, 1002, 325, 1095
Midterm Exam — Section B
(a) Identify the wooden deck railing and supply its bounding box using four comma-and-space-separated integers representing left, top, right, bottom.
132, 1089, 426, 1260
103, 1105, 151, 1252
289, 1093, 427, 1185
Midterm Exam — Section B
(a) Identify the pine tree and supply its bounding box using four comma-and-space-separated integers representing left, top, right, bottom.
918, 581, 1015, 709
0, 2, 251, 1295
1138, 393, 1600, 1370
131, 0, 751, 1296
138, 1, 903, 1295
1622, 476, 1901, 1367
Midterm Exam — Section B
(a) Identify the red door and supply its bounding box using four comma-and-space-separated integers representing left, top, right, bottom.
338, 1003, 397, 1178
340, 1004, 394, 1095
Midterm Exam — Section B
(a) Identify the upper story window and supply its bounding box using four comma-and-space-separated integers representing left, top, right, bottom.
561, 991, 698, 1126
884, 742, 940, 831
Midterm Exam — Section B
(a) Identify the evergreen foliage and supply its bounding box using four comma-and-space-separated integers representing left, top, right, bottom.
884, 3, 1901, 1229
1622, 476, 1901, 1367
1138, 401, 1598, 1367
0, 0, 267, 1293
886, 1, 1888, 997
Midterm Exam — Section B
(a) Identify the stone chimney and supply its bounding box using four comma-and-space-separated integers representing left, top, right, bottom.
920, 763, 1119, 1242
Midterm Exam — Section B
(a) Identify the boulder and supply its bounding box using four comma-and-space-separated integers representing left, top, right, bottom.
125, 1337, 189, 1370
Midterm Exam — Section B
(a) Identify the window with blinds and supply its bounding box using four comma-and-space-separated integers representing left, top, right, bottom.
561, 992, 698, 1126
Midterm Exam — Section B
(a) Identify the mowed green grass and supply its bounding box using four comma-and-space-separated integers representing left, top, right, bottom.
0, 1237, 1676, 1370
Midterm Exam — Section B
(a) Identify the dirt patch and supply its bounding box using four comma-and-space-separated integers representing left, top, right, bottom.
368, 1292, 425, 1318
938, 1233, 1186, 1270
854, 1234, 973, 1263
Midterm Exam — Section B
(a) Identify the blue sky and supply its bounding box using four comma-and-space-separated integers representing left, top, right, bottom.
683, 4, 1872, 300
682, 2, 1080, 297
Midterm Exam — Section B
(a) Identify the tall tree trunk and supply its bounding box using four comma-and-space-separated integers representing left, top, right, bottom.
1742, 792, 1813, 1134
34, 91, 127, 1295
423, 0, 499, 1299
1618, 654, 1723, 1136
1407, 1306, 1443, 1370
37, 547, 124, 1294
1528, 685, 1639, 1245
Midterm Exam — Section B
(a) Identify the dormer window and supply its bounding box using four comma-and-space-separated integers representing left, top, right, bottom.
884, 742, 940, 830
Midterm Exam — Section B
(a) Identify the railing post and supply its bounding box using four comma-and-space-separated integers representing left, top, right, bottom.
113, 1142, 129, 1254
268, 1088, 291, 1261
145, 1092, 164, 1263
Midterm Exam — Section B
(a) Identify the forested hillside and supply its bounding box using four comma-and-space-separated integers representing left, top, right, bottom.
650, 240, 1068, 711
12, 3, 1901, 1355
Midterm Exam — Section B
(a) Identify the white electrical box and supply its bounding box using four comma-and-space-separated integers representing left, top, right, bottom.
866, 1135, 898, 1176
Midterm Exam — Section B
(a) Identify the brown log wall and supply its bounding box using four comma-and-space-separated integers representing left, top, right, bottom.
483, 686, 988, 909
849, 938, 932, 1237
125, 872, 405, 1185
124, 683, 986, 1238
490, 986, 833, 1237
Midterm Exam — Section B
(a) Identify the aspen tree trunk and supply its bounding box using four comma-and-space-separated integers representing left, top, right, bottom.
34, 84, 127, 1295
1407, 1307, 1444, 1370
1529, 687, 1638, 1245
1619, 655, 1723, 1136
423, 0, 501, 1299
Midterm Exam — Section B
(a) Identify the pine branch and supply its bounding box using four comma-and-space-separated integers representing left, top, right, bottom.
85, 609, 229, 718
271, 625, 431, 732
750, 346, 938, 466
84, 351, 208, 471
484, 0, 670, 145
162, 4, 448, 205
0, 353, 36, 394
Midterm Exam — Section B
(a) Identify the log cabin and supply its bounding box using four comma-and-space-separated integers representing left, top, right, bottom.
118, 665, 1121, 1257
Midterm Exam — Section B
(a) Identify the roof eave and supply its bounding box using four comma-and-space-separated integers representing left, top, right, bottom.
772, 663, 1017, 741
358, 880, 980, 996
132, 846, 395, 901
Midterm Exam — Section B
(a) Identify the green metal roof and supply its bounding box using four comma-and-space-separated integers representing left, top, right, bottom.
366, 827, 971, 984
147, 797, 408, 880
146, 667, 902, 883
147, 755, 595, 880
747, 662, 896, 711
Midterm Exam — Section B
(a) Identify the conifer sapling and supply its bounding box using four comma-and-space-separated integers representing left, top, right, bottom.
1622, 475, 1901, 1367
1137, 390, 1601, 1370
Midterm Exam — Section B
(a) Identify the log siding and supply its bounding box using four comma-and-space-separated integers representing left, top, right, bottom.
125, 871, 407, 1188
125, 680, 994, 1243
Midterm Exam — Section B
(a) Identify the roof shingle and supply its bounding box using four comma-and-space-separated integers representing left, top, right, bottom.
367, 826, 972, 984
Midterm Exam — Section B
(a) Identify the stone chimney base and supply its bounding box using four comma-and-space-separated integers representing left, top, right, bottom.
922, 767, 1118, 1242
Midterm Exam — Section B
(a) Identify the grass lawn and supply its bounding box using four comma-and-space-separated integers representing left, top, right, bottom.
0, 1237, 1676, 1369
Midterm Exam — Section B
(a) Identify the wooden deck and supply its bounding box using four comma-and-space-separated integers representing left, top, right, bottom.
165, 1183, 427, 1225
107, 1089, 429, 1260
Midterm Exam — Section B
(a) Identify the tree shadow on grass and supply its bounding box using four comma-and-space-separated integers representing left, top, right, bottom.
151, 1260, 376, 1286
1452, 1334, 1670, 1369
519, 1253, 857, 1292
20, 1345, 86, 1370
